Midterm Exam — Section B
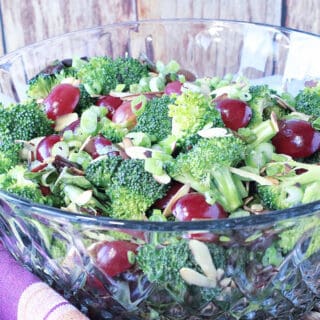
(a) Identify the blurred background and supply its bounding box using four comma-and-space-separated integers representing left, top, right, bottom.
0, 0, 319, 55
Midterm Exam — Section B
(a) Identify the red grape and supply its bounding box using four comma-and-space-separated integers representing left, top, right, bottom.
36, 134, 61, 161
84, 135, 114, 159
172, 192, 227, 221
44, 83, 80, 120
90, 241, 138, 277
96, 95, 123, 120
164, 81, 183, 95
153, 181, 185, 210
215, 98, 252, 130
61, 119, 80, 133
272, 119, 320, 158
172, 192, 227, 242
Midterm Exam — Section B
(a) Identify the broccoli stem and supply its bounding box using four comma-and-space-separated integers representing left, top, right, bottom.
249, 118, 279, 148
207, 166, 244, 212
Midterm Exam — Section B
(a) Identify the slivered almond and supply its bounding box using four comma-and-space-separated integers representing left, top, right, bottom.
230, 167, 275, 186
163, 183, 190, 217
189, 239, 217, 282
153, 173, 171, 184
74, 189, 93, 206
125, 146, 153, 159
109, 90, 163, 100
60, 77, 81, 86
180, 268, 216, 288
216, 268, 225, 281
270, 111, 279, 133
79, 135, 92, 152
197, 127, 230, 138
219, 277, 232, 288
54, 113, 78, 131
122, 137, 134, 149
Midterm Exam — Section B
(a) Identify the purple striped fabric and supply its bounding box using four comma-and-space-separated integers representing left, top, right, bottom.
0, 242, 88, 320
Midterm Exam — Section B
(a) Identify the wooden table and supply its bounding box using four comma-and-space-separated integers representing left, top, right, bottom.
0, 0, 319, 55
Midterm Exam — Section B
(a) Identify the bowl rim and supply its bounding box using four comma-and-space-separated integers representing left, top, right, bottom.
1, 190, 320, 231
2, 17, 320, 59
1, 18, 320, 231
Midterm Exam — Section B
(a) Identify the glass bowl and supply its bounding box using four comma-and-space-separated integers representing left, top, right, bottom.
1, 19, 320, 319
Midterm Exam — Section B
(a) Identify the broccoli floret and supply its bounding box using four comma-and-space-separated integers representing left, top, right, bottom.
76, 56, 149, 96
0, 133, 21, 173
136, 238, 228, 303
167, 135, 247, 211
107, 159, 169, 219
177, 132, 202, 152
113, 57, 149, 91
85, 155, 123, 188
168, 91, 223, 139
99, 118, 128, 143
27, 73, 60, 99
257, 184, 303, 210
136, 239, 192, 301
3, 100, 53, 141
295, 83, 320, 119
75, 84, 97, 114
76, 56, 117, 96
247, 85, 279, 127
0, 101, 52, 172
254, 158, 320, 210
0, 165, 46, 204
132, 95, 174, 143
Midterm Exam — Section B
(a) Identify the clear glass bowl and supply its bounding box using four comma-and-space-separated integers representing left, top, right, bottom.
0, 19, 320, 319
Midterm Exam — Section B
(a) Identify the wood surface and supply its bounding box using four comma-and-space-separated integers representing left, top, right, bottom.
0, 0, 320, 57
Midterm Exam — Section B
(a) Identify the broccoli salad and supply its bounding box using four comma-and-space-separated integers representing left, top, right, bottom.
1, 56, 319, 217
1, 55, 320, 317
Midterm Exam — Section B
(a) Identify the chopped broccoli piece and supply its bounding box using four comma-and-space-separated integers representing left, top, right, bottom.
295, 83, 320, 119
167, 135, 247, 211
76, 56, 148, 96
75, 83, 97, 114
132, 95, 174, 143
0, 135, 21, 173
136, 238, 229, 304
177, 132, 202, 152
107, 159, 169, 219
168, 91, 223, 139
238, 118, 279, 148
253, 158, 320, 210
27, 73, 60, 99
113, 57, 149, 91
76, 56, 117, 96
2, 100, 53, 141
85, 155, 123, 188
257, 184, 303, 210
136, 239, 192, 302
0, 101, 52, 173
0, 165, 46, 204
247, 85, 279, 127
99, 118, 128, 143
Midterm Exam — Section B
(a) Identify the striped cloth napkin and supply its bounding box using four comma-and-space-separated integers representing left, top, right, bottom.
0, 242, 89, 320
